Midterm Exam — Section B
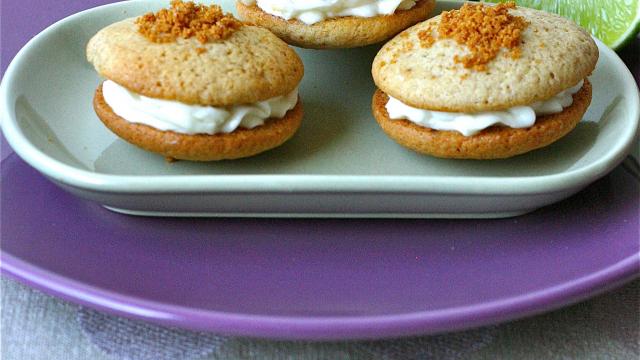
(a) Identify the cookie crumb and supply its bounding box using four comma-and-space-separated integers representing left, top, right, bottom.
438, 2, 528, 71
136, 0, 242, 44
418, 30, 435, 48
196, 47, 207, 55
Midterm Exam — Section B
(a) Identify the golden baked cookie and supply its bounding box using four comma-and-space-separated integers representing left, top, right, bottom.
370, 2, 597, 160
95, 84, 303, 161
87, 1, 305, 161
372, 80, 592, 159
372, 4, 598, 112
87, 19, 303, 107
236, 0, 435, 49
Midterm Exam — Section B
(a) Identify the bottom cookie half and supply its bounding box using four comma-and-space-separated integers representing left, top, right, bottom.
94, 85, 304, 161
372, 79, 592, 159
236, 0, 436, 49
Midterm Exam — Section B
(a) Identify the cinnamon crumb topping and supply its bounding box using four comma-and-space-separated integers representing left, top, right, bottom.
136, 0, 242, 44
434, 2, 528, 71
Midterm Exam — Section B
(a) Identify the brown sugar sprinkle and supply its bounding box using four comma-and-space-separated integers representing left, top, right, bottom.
436, 2, 528, 71
136, 0, 242, 44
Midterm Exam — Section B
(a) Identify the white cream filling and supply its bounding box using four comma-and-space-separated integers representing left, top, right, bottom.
239, 0, 417, 25
102, 80, 298, 135
386, 80, 585, 136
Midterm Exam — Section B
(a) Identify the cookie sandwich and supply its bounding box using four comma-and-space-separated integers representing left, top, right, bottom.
372, 2, 598, 159
87, 0, 304, 161
236, 0, 436, 49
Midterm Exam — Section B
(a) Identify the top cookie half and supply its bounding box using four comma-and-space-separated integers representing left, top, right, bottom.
87, 16, 303, 107
372, 3, 598, 113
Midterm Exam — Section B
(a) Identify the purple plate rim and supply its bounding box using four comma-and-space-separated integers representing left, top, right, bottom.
2, 252, 638, 340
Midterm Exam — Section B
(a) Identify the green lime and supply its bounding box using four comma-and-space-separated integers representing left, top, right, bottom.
481, 0, 640, 50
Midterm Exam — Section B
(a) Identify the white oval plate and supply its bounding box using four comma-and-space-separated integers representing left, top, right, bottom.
1, 0, 639, 218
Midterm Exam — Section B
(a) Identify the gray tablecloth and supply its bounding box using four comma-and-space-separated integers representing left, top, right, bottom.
2, 277, 638, 359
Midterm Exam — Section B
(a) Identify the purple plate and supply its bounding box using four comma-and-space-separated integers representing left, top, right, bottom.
1, 152, 638, 340
1, 0, 639, 341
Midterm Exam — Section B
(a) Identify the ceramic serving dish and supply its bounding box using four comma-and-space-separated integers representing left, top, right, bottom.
1, 0, 638, 218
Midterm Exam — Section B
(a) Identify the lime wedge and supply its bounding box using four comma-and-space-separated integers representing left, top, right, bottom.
481, 0, 640, 50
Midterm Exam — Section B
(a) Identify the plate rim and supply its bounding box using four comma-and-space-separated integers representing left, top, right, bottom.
2, 251, 638, 340
1, 0, 639, 195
